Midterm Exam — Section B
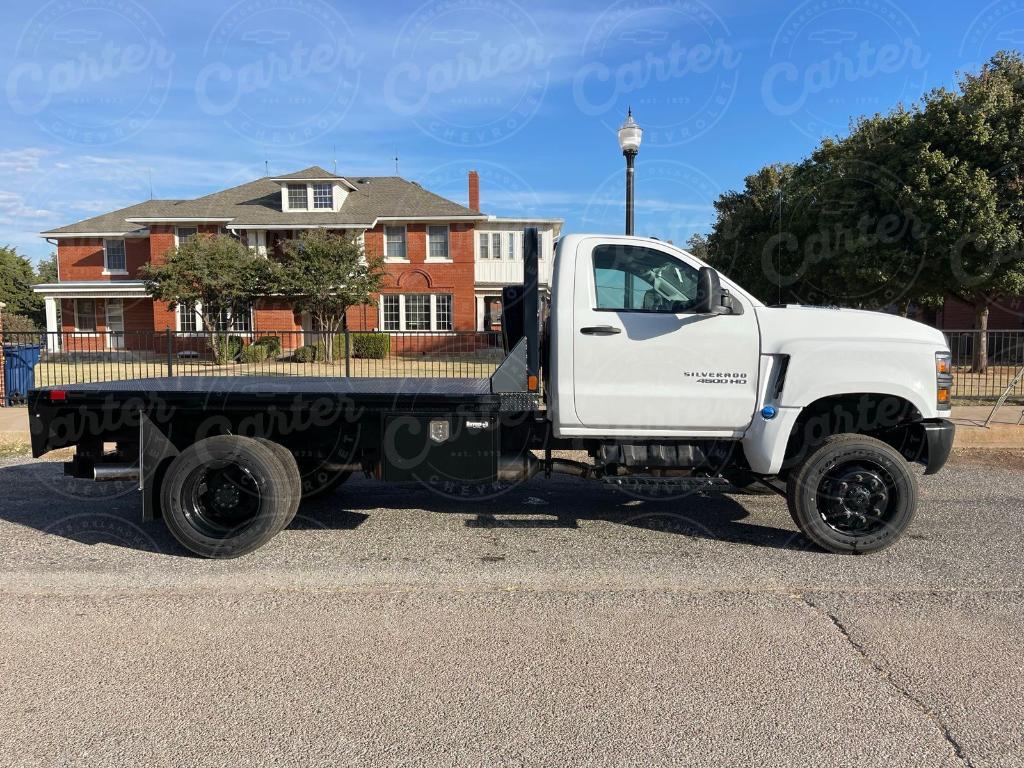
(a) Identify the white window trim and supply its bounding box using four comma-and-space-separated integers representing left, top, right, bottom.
73, 298, 99, 335
174, 226, 199, 248
383, 224, 409, 262
102, 239, 128, 275
312, 182, 333, 210
425, 224, 452, 262
175, 301, 204, 334
477, 232, 489, 260
378, 293, 455, 333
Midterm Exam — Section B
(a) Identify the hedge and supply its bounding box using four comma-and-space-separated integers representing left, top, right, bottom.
293, 345, 318, 363
253, 335, 282, 358
351, 332, 390, 359
240, 343, 268, 364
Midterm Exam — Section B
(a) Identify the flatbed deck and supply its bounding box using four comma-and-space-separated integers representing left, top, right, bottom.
41, 375, 494, 399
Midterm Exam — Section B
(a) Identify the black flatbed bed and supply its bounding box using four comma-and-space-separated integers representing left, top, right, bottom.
35, 375, 496, 404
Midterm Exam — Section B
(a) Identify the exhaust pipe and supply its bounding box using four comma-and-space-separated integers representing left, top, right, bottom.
497, 454, 596, 482
93, 464, 140, 482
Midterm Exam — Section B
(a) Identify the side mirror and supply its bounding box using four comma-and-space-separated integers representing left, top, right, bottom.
694, 266, 730, 315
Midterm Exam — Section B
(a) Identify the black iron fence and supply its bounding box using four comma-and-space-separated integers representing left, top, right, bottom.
943, 329, 1024, 402
4, 328, 1024, 403
1, 330, 505, 401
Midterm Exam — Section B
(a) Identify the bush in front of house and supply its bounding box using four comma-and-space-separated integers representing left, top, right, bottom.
214, 334, 245, 365
253, 335, 282, 358
293, 344, 318, 363
240, 343, 268, 364
1, 312, 42, 342
351, 332, 390, 359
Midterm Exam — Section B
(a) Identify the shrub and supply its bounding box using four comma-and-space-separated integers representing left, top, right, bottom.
1, 312, 42, 342
293, 344, 318, 363
351, 332, 390, 359
240, 343, 268, 364
254, 335, 282, 358
214, 334, 245, 365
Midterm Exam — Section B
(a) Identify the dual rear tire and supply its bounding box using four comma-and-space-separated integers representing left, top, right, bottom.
160, 435, 303, 559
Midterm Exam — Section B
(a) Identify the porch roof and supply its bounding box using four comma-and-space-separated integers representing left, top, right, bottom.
32, 281, 150, 299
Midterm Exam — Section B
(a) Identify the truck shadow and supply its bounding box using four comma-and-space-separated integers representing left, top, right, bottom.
0, 462, 814, 556
300, 475, 817, 553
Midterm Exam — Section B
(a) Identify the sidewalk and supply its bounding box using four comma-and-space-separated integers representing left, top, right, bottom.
3, 403, 1024, 450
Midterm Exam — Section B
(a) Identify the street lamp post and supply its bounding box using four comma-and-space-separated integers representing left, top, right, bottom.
617, 108, 643, 236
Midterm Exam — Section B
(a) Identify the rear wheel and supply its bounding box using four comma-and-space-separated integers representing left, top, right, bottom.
786, 434, 917, 553
256, 438, 301, 527
160, 435, 293, 558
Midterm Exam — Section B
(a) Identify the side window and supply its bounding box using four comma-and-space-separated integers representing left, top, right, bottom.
592, 244, 699, 313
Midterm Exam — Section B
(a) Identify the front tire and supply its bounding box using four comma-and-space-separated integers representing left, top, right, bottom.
786, 434, 918, 553
160, 436, 293, 558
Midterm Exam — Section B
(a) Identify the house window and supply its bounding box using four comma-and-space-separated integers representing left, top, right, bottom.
428, 225, 450, 259
507, 232, 517, 260
380, 294, 454, 331
435, 294, 452, 331
382, 294, 401, 331
217, 306, 252, 333
405, 294, 431, 331
479, 232, 489, 259
385, 225, 407, 259
74, 299, 97, 332
491, 233, 502, 259
103, 239, 126, 272
178, 302, 202, 332
176, 227, 198, 246
312, 183, 333, 209
287, 184, 308, 210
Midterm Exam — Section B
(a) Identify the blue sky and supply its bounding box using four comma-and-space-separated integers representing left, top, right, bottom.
0, 0, 1017, 263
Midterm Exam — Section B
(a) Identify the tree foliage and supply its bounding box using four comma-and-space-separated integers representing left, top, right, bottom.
0, 246, 45, 324
141, 234, 272, 361
276, 229, 385, 361
706, 52, 1024, 370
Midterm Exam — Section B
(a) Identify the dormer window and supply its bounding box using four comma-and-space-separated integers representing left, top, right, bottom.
287, 184, 308, 209
312, 183, 333, 209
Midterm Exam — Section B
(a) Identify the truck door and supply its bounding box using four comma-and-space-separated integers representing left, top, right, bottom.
572, 238, 759, 434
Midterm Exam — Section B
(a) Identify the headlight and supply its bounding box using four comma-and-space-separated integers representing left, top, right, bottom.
935, 351, 953, 408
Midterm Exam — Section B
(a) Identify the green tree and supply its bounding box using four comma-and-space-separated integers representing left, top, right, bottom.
0, 246, 44, 323
684, 233, 709, 261
36, 253, 58, 284
141, 234, 272, 363
276, 229, 385, 362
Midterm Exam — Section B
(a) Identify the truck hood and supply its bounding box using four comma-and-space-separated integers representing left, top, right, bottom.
754, 305, 948, 354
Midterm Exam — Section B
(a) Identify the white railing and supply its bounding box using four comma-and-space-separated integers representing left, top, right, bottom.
475, 258, 554, 287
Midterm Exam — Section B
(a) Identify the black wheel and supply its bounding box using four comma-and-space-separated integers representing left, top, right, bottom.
786, 434, 917, 553
297, 461, 352, 499
160, 436, 293, 558
256, 438, 301, 527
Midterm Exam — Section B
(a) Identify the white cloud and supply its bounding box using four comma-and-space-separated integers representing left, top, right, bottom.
0, 148, 52, 174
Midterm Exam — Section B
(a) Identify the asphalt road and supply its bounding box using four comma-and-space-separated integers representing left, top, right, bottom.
0, 451, 1021, 767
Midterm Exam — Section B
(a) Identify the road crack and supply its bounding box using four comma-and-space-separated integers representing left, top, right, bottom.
800, 594, 975, 768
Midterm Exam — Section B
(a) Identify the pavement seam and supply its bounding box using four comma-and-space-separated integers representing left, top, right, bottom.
799, 594, 975, 768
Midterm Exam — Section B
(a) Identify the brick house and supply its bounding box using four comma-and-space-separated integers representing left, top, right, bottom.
33, 166, 493, 352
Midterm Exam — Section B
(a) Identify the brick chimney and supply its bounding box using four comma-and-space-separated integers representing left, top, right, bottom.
468, 170, 480, 212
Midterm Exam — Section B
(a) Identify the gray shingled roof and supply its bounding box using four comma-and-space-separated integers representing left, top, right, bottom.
42, 168, 483, 235
43, 200, 181, 235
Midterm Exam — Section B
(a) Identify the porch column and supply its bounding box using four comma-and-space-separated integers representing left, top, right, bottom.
44, 297, 60, 352
476, 295, 486, 331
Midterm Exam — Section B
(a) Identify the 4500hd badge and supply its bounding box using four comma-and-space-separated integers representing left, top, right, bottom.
683, 371, 749, 385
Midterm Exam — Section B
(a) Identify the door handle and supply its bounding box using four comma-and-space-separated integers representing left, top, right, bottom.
579, 325, 622, 336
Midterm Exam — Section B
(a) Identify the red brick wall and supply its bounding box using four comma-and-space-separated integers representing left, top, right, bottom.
357, 222, 476, 331
254, 299, 302, 333
938, 295, 1024, 330
56, 238, 147, 281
